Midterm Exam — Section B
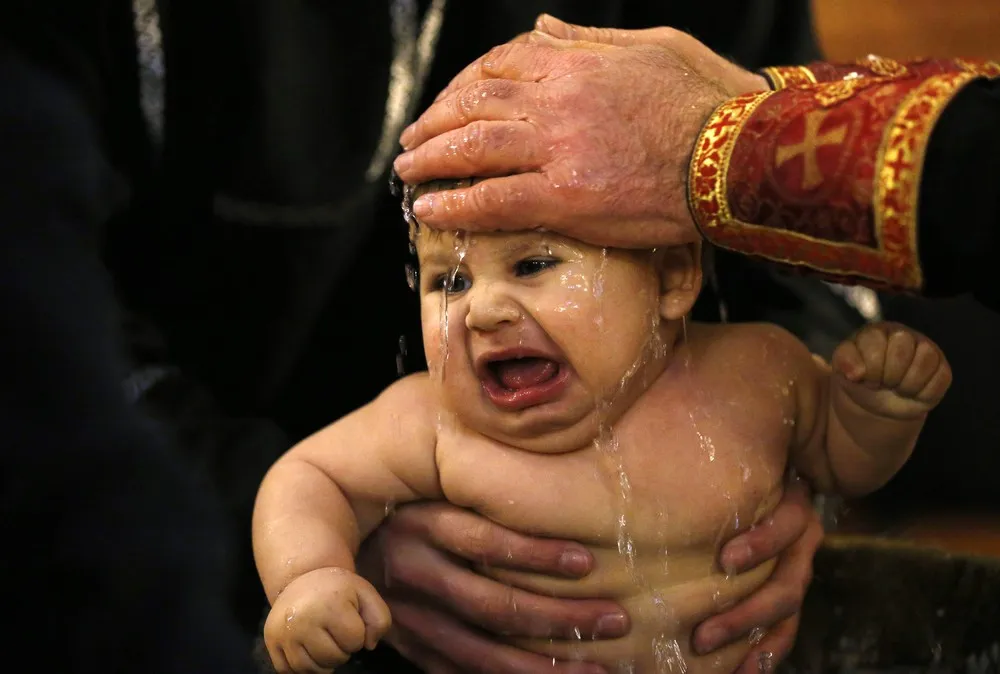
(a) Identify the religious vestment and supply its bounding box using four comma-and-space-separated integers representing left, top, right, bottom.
689, 58, 1000, 311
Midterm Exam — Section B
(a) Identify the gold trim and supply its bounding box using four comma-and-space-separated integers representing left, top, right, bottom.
872, 71, 979, 290
688, 91, 772, 233
761, 65, 817, 90
954, 58, 1000, 78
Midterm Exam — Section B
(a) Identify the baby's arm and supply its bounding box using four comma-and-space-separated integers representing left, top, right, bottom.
791, 323, 952, 498
252, 373, 441, 671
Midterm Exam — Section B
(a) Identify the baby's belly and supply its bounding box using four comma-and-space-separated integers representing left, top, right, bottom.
482, 545, 777, 673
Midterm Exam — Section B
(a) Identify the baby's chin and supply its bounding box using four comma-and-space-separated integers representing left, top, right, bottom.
455, 403, 604, 455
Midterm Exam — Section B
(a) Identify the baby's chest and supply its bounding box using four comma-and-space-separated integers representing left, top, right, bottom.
436, 417, 789, 548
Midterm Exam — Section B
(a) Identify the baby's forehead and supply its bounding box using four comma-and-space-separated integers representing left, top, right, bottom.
415, 229, 583, 257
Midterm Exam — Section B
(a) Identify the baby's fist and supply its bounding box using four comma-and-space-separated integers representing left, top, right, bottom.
263, 568, 392, 673
831, 322, 952, 419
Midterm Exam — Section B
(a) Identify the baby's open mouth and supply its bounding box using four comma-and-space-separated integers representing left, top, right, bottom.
487, 357, 561, 391
480, 355, 569, 411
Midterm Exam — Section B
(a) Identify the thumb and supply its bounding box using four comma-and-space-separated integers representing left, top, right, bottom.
534, 13, 637, 46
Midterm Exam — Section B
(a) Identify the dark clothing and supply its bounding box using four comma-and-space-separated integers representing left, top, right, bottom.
920, 78, 1000, 309
0, 46, 255, 673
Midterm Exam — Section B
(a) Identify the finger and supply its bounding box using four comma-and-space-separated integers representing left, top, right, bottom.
286, 642, 330, 674
265, 643, 292, 674
392, 600, 609, 674
392, 560, 627, 639
424, 30, 567, 106
394, 120, 543, 185
733, 614, 799, 674
330, 610, 368, 656
719, 479, 816, 574
401, 79, 534, 151
916, 359, 953, 404
854, 326, 889, 386
810, 353, 832, 373
534, 14, 642, 46
356, 581, 393, 650
390, 503, 595, 577
691, 571, 799, 655
882, 329, 918, 389
896, 339, 942, 397
433, 41, 575, 104
306, 630, 351, 670
697, 502, 821, 654
409, 172, 561, 232
830, 340, 866, 382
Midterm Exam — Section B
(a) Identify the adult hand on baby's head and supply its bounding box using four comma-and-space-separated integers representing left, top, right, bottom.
393, 14, 768, 250
357, 501, 624, 674
693, 476, 824, 673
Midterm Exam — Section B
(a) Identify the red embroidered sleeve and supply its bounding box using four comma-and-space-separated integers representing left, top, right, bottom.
687, 59, 996, 291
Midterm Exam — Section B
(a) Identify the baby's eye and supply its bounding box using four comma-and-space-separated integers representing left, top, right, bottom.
514, 258, 558, 277
430, 271, 471, 294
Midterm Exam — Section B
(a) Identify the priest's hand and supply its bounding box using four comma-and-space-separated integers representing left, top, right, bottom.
392, 15, 768, 249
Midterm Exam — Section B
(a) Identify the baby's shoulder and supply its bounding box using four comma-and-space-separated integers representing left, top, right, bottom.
692, 321, 812, 378
373, 372, 442, 427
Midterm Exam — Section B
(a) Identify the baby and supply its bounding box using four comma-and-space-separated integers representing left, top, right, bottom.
252, 179, 952, 674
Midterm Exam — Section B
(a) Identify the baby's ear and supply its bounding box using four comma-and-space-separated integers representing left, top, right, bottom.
656, 242, 703, 321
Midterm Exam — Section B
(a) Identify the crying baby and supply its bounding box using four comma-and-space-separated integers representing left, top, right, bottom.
252, 178, 951, 673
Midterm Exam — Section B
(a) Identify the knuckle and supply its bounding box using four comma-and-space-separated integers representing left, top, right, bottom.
461, 520, 500, 556
482, 43, 515, 71
459, 121, 489, 162
475, 78, 515, 102
340, 624, 366, 653
469, 181, 500, 214
450, 91, 473, 125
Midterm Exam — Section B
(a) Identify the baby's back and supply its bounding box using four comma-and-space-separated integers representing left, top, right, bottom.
435, 322, 806, 673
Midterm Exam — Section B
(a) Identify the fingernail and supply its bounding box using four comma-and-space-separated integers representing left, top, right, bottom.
694, 626, 726, 654
558, 549, 591, 576
393, 151, 413, 175
413, 195, 433, 218
722, 542, 752, 574
400, 123, 416, 150
595, 612, 629, 638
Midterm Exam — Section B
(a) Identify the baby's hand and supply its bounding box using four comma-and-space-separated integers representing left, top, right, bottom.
831, 322, 952, 419
263, 567, 391, 674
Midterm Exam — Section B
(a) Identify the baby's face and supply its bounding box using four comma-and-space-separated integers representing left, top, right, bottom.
415, 229, 668, 452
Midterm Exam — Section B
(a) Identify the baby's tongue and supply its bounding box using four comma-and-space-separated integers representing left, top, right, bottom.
494, 357, 558, 390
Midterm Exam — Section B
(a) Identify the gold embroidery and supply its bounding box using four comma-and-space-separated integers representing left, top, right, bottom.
774, 110, 849, 190
814, 76, 887, 107
954, 58, 1000, 78
857, 54, 909, 78
873, 71, 979, 290
688, 91, 772, 232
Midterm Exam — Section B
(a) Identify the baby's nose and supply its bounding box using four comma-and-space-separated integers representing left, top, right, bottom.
465, 288, 522, 331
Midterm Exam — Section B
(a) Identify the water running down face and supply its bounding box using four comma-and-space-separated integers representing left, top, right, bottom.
407, 180, 704, 453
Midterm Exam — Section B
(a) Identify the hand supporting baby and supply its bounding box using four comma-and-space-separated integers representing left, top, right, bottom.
263, 567, 391, 673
